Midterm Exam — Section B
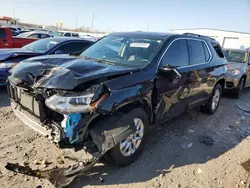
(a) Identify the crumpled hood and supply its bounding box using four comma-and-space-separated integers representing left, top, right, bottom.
0, 48, 41, 61
10, 55, 138, 90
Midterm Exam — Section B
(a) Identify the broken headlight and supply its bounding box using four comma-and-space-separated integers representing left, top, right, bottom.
45, 93, 95, 114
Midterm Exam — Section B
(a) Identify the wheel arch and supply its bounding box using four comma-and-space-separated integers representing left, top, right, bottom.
216, 78, 225, 90
115, 99, 153, 124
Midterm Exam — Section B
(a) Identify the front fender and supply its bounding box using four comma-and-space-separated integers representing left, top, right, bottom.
96, 83, 153, 115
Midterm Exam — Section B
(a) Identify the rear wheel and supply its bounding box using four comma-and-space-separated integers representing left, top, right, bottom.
106, 108, 149, 166
232, 77, 244, 98
201, 84, 222, 114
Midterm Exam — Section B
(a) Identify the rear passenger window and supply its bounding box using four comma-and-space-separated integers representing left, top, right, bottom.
29, 34, 39, 38
187, 40, 207, 65
212, 42, 224, 58
72, 33, 79, 37
161, 39, 189, 67
0, 29, 6, 38
41, 34, 49, 39
64, 33, 71, 37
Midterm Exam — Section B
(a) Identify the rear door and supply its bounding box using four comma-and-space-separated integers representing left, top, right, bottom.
0, 28, 11, 48
155, 39, 192, 122
185, 39, 211, 107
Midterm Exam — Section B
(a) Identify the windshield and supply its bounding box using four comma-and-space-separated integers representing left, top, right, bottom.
22, 38, 62, 53
80, 36, 163, 68
224, 50, 247, 63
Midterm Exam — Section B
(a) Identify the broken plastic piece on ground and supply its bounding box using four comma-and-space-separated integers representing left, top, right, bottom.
5, 152, 104, 188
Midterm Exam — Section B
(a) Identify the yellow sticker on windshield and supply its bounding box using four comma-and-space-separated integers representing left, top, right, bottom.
130, 43, 150, 48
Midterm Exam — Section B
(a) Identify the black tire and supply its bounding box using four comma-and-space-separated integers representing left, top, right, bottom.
232, 77, 244, 98
105, 108, 149, 166
200, 84, 222, 114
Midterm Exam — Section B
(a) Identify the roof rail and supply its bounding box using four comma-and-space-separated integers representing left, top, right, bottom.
183, 33, 216, 41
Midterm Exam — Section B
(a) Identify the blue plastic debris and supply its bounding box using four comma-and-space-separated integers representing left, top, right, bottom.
61, 114, 82, 144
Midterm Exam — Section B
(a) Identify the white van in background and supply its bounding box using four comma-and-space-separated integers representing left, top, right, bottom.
55, 31, 79, 37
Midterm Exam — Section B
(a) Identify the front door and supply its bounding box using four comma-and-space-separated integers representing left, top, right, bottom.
155, 39, 193, 122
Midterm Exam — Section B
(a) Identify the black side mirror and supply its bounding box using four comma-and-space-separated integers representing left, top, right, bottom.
158, 65, 181, 79
158, 65, 173, 73
54, 50, 63, 54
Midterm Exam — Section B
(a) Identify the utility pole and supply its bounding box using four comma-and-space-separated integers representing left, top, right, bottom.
91, 12, 95, 32
75, 18, 78, 31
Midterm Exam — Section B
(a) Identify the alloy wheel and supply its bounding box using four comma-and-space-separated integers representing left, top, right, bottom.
211, 89, 220, 110
120, 118, 144, 157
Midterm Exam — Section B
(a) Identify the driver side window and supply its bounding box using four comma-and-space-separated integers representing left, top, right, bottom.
161, 39, 189, 67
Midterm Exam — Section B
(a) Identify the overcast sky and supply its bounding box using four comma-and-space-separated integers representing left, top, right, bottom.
1, 0, 250, 32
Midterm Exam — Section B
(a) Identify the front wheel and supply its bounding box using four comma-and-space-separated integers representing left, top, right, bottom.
107, 108, 149, 166
201, 84, 222, 114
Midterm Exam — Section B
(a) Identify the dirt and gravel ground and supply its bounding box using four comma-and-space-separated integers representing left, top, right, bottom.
0, 87, 250, 188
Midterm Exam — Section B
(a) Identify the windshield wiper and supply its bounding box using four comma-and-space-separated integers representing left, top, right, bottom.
81, 56, 115, 65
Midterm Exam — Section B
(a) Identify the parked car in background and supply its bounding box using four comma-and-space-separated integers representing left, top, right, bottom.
8, 32, 227, 167
18, 30, 30, 34
0, 27, 37, 49
223, 48, 250, 98
79, 34, 97, 42
16, 31, 53, 39
0, 37, 93, 86
54, 31, 79, 37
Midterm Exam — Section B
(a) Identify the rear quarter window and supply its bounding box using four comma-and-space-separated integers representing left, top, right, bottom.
0, 29, 6, 38
211, 42, 224, 58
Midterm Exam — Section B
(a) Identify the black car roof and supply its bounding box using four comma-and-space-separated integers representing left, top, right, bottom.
110, 32, 173, 39
109, 32, 217, 42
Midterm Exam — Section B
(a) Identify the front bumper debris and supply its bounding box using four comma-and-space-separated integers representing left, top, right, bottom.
11, 100, 65, 143
5, 151, 105, 188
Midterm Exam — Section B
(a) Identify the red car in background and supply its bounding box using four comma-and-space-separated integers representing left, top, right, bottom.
0, 27, 37, 48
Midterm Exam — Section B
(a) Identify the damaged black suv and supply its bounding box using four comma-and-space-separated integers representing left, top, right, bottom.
7, 32, 227, 166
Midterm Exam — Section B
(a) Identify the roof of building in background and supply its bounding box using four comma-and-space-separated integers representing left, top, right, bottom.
171, 28, 250, 35
0, 16, 19, 21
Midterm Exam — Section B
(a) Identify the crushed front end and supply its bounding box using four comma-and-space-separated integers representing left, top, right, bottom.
5, 54, 141, 183
7, 76, 107, 149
